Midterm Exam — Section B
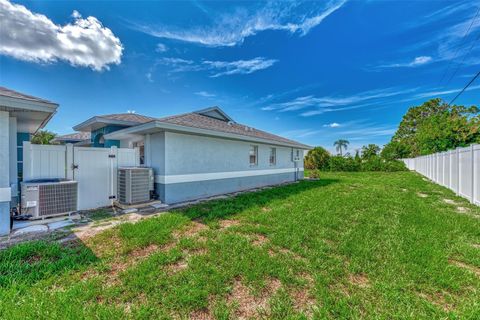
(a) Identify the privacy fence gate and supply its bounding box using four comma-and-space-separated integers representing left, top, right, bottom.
23, 142, 140, 210
402, 144, 479, 206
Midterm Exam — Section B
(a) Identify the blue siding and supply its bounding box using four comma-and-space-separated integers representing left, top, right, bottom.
16, 132, 30, 182
91, 125, 124, 148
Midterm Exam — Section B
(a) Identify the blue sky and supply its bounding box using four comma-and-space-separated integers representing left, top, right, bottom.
0, 0, 479, 153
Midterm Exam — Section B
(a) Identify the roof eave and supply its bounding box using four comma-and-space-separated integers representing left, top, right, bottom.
105, 120, 312, 149
73, 116, 145, 132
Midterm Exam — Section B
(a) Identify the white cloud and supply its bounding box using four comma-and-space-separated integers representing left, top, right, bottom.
0, 0, 123, 71
204, 57, 278, 77
263, 87, 419, 116
378, 56, 433, 68
155, 43, 168, 52
323, 122, 341, 128
195, 91, 216, 98
157, 56, 277, 77
132, 1, 347, 47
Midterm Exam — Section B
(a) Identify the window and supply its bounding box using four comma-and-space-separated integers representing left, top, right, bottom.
249, 145, 258, 165
269, 147, 276, 165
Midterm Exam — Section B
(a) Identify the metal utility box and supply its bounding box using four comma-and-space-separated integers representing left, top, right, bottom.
21, 179, 78, 219
117, 167, 154, 205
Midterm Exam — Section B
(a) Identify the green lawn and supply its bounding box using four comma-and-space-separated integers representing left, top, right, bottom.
1, 172, 479, 319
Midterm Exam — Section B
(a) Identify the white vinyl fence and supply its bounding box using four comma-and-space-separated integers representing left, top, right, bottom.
402, 144, 479, 206
23, 142, 140, 210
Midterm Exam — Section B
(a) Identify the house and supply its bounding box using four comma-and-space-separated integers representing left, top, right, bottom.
52, 132, 91, 146
72, 107, 311, 204
0, 87, 58, 236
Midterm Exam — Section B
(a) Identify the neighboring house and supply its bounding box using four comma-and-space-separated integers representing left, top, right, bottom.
0, 87, 58, 236
73, 113, 154, 148
52, 132, 92, 146
101, 107, 311, 204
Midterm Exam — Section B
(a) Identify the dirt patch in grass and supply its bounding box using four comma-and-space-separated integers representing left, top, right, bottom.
471, 243, 480, 249
227, 278, 282, 319
261, 207, 271, 212
449, 259, 480, 277
417, 192, 428, 198
166, 259, 189, 274
175, 221, 209, 238
417, 291, 454, 312
252, 234, 269, 246
219, 219, 241, 229
348, 273, 370, 288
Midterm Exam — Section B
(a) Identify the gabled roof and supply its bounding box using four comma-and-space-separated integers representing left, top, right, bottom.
73, 113, 155, 132
194, 106, 234, 122
0, 86, 57, 105
0, 86, 58, 133
52, 132, 91, 142
105, 107, 312, 149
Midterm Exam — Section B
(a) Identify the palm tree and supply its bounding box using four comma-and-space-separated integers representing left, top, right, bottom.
31, 130, 56, 145
334, 139, 349, 156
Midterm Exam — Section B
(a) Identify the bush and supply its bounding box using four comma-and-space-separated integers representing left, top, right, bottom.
304, 147, 330, 170
328, 156, 361, 172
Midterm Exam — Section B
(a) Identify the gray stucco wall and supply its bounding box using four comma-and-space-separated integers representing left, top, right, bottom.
148, 131, 304, 204
164, 131, 298, 175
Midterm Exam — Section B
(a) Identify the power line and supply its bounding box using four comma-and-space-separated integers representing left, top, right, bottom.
448, 70, 480, 105
438, 6, 480, 85
444, 30, 480, 86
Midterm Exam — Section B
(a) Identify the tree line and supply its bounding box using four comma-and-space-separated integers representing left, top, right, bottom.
305, 98, 479, 172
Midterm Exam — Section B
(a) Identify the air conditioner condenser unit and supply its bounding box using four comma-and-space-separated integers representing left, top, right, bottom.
117, 167, 154, 205
21, 179, 78, 219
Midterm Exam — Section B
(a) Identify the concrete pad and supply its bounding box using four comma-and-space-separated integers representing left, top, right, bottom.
48, 220, 74, 230
122, 208, 138, 214
151, 202, 169, 209
13, 224, 48, 235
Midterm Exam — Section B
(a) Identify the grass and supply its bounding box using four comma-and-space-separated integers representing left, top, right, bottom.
0, 172, 479, 319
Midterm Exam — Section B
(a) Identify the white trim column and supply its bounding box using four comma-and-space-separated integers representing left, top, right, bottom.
0, 111, 11, 236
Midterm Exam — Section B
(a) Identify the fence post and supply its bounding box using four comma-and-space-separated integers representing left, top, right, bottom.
66, 144, 74, 180
22, 141, 31, 181
471, 144, 475, 204
456, 147, 460, 196
110, 146, 118, 204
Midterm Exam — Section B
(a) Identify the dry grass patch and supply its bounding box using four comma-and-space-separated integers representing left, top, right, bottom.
252, 234, 269, 246
219, 219, 241, 229
417, 192, 428, 198
449, 259, 480, 277
443, 199, 458, 205
348, 273, 370, 288
175, 221, 209, 238
417, 291, 454, 312
227, 278, 282, 319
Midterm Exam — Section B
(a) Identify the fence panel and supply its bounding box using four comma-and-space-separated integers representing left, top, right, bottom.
23, 142, 67, 180
23, 142, 140, 210
402, 144, 479, 206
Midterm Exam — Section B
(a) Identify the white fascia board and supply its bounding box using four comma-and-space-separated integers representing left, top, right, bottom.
73, 116, 143, 132
104, 121, 312, 150
0, 95, 58, 113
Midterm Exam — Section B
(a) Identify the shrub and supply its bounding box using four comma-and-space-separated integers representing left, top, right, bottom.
328, 156, 361, 172
304, 147, 330, 170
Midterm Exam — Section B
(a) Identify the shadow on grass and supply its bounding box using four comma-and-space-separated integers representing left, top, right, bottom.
0, 178, 338, 289
0, 239, 98, 289
175, 178, 339, 222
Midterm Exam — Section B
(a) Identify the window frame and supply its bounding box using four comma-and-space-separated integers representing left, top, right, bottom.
249, 145, 258, 166
269, 147, 276, 166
